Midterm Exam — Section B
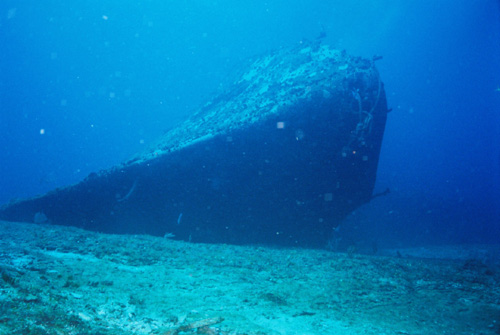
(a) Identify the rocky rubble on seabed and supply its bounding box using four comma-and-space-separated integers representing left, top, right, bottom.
0, 220, 499, 335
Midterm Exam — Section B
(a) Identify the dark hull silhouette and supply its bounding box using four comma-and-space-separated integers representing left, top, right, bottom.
0, 43, 388, 247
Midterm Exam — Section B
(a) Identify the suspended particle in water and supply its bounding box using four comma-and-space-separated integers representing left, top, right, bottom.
276, 121, 285, 129
7, 8, 16, 19
39, 129, 45, 135
295, 129, 305, 140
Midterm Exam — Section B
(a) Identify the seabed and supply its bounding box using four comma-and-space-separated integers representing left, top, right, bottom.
0, 220, 499, 335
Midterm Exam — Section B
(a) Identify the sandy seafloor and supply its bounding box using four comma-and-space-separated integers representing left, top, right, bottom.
0, 220, 499, 335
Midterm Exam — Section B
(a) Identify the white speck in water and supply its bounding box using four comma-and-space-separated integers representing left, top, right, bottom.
7, 8, 16, 19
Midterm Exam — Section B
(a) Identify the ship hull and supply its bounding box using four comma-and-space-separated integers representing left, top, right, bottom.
0, 43, 388, 247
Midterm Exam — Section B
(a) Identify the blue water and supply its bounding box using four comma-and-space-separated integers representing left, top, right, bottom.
1, 1, 499, 247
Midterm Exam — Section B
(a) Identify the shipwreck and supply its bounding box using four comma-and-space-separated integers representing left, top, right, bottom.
0, 42, 389, 247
